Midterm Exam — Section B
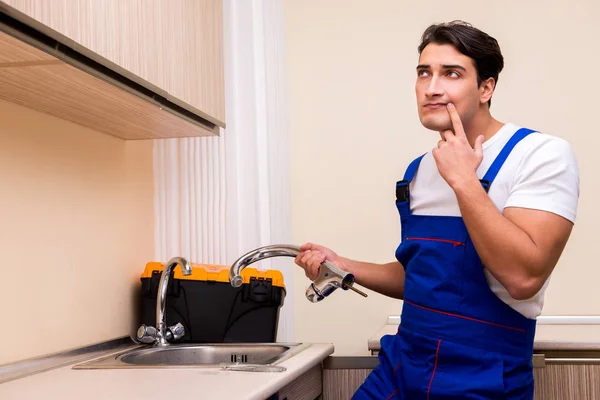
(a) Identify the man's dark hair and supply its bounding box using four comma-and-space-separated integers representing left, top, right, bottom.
418, 20, 504, 107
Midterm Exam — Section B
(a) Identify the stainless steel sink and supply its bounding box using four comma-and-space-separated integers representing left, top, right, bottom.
72, 342, 309, 369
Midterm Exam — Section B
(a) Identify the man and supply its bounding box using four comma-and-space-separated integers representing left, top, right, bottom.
295, 21, 579, 399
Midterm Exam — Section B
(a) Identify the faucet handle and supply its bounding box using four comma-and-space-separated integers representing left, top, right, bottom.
165, 322, 185, 342
136, 324, 158, 343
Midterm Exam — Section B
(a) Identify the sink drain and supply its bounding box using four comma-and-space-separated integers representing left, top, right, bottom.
230, 354, 248, 363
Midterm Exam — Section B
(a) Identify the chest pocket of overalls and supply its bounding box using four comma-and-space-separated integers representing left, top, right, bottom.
395, 216, 470, 309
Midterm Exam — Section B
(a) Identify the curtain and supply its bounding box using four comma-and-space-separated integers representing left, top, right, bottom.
153, 0, 294, 341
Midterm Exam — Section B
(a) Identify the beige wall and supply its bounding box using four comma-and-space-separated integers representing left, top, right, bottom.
0, 99, 154, 364
285, 0, 600, 355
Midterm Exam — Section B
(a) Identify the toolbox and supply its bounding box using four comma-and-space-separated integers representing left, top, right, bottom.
139, 262, 285, 343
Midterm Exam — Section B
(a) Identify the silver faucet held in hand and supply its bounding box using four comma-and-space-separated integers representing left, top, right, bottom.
229, 244, 367, 302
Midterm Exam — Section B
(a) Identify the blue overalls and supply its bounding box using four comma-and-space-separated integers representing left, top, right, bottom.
353, 128, 538, 399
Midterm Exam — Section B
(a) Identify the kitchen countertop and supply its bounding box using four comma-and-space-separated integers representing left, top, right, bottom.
368, 323, 600, 352
0, 343, 334, 400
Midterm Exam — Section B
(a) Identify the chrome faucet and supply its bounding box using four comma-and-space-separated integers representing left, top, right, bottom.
137, 257, 192, 346
229, 244, 367, 302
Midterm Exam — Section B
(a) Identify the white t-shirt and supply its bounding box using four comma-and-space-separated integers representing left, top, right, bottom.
409, 122, 580, 319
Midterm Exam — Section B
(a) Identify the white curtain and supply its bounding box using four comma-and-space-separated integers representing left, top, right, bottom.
154, 137, 227, 264
153, 0, 294, 342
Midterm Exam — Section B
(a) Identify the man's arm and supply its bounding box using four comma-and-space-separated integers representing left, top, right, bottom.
295, 243, 405, 299
453, 177, 573, 300
433, 103, 577, 300
340, 258, 405, 299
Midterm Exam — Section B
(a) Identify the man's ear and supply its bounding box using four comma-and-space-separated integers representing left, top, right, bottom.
480, 77, 496, 105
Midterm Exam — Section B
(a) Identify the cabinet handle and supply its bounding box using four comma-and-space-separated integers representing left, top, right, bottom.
544, 358, 600, 365
533, 354, 546, 368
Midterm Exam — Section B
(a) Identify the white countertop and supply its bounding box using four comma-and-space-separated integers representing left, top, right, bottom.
0, 343, 334, 400
368, 324, 600, 352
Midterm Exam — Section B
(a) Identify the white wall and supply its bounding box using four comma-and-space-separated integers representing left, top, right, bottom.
0, 99, 155, 364
284, 0, 600, 355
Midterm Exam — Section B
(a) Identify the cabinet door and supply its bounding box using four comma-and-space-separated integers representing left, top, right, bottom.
534, 364, 600, 400
2, 0, 225, 126
323, 369, 372, 399
277, 365, 323, 400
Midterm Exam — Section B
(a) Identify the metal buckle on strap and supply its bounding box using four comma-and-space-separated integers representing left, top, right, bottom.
396, 180, 409, 203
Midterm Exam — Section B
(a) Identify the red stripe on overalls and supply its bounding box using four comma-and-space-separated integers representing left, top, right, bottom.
405, 237, 465, 247
393, 362, 402, 376
427, 340, 442, 399
405, 300, 527, 333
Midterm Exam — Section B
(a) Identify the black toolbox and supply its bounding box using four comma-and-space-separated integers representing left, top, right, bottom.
139, 262, 286, 343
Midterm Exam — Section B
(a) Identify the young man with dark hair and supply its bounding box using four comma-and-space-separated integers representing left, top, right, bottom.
295, 20, 579, 399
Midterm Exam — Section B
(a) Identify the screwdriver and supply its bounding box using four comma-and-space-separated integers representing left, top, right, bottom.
343, 282, 368, 297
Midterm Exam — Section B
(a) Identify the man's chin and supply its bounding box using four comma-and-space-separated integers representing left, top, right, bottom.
420, 118, 452, 132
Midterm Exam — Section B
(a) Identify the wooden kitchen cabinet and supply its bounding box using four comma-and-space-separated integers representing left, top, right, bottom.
322, 356, 600, 400
533, 364, 600, 400
276, 364, 323, 400
323, 368, 371, 399
1, 0, 225, 128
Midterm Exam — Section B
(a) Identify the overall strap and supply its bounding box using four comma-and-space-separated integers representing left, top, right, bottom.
403, 154, 426, 182
481, 128, 537, 189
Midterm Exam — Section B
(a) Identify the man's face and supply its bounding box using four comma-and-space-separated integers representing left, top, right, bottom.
415, 43, 482, 132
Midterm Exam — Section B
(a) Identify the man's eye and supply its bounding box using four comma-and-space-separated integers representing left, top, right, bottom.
418, 70, 429, 77
447, 71, 460, 78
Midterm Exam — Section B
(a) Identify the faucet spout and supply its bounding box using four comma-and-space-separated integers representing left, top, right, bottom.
156, 257, 192, 346
229, 245, 301, 287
